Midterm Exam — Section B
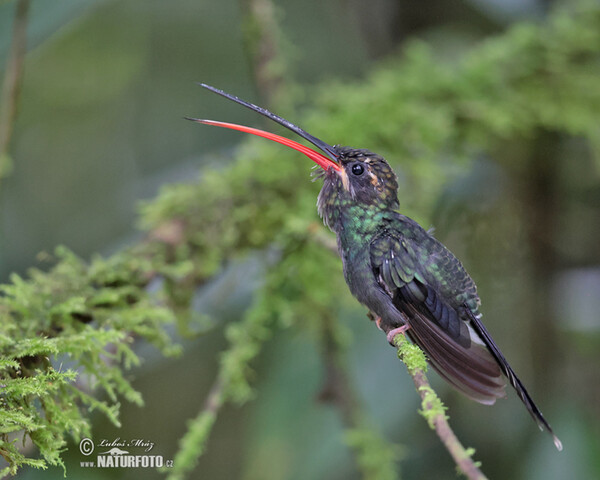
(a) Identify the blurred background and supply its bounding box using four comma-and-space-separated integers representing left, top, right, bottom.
1, 0, 599, 479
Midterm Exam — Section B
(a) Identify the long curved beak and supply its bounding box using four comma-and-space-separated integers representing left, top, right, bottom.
185, 118, 340, 172
188, 84, 341, 172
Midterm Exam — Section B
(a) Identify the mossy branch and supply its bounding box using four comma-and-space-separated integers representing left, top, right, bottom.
0, 246, 182, 476
165, 378, 224, 480
318, 313, 401, 480
390, 332, 488, 480
165, 311, 275, 480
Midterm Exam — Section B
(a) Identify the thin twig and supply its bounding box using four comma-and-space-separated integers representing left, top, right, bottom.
165, 376, 225, 480
388, 331, 488, 480
0, 0, 30, 169
317, 313, 361, 424
318, 313, 401, 479
239, 0, 286, 106
203, 376, 225, 416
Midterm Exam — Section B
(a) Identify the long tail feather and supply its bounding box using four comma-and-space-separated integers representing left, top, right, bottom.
466, 309, 563, 451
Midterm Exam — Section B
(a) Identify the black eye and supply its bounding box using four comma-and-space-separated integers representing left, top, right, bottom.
351, 163, 364, 176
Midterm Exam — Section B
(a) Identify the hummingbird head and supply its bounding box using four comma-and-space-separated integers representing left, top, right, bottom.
189, 84, 399, 229
314, 146, 399, 209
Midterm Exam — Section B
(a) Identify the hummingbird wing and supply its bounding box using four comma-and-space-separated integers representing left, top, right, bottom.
370, 228, 507, 404
370, 222, 562, 449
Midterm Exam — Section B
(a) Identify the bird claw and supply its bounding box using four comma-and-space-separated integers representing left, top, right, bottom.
369, 313, 410, 344
368, 312, 385, 331
386, 324, 410, 345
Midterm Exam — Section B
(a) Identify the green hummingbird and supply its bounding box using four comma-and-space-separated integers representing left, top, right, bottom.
189, 84, 562, 451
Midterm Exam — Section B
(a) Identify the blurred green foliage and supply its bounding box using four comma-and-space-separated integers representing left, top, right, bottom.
0, 1, 599, 479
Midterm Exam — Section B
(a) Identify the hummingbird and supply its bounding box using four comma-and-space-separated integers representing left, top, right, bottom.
189, 84, 562, 451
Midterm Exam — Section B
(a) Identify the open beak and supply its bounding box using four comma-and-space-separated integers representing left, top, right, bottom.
186, 118, 340, 172
187, 84, 341, 172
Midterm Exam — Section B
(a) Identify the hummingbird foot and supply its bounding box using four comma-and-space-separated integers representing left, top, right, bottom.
367, 311, 384, 330
368, 313, 410, 343
386, 324, 410, 345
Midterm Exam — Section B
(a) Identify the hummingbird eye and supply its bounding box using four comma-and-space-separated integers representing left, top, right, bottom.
351, 163, 364, 176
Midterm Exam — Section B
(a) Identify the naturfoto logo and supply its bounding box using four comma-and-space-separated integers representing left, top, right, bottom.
78, 437, 173, 469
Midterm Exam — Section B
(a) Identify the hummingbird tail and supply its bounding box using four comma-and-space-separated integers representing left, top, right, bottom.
466, 309, 563, 451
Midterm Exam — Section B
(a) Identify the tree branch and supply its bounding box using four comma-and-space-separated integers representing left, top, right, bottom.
0, 0, 30, 179
388, 330, 488, 480
318, 313, 401, 480
239, 0, 286, 106
165, 377, 225, 480
164, 276, 283, 480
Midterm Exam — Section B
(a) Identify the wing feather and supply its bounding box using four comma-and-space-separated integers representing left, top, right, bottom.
371, 232, 506, 404
368, 218, 560, 448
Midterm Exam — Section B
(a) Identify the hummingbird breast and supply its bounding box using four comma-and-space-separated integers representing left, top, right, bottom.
341, 244, 399, 320
335, 213, 406, 327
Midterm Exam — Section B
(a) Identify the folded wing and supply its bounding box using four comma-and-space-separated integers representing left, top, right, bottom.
371, 231, 506, 404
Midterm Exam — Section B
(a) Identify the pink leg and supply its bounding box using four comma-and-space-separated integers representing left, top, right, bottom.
386, 324, 410, 345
